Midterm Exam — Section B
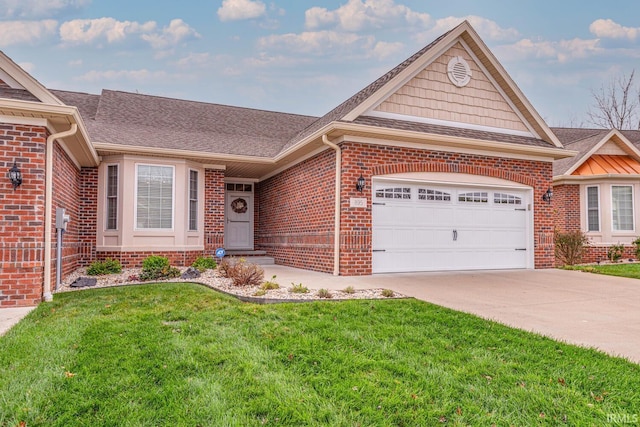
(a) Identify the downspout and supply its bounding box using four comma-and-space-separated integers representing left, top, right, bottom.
322, 135, 341, 276
43, 124, 78, 302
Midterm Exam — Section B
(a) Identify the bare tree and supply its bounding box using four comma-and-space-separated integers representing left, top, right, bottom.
587, 70, 640, 130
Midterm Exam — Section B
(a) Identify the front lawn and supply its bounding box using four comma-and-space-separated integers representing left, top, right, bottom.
1, 284, 638, 426
566, 263, 640, 279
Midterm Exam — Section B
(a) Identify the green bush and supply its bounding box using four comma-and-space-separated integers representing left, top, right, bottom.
633, 237, 640, 259
87, 258, 122, 276
140, 255, 180, 281
290, 283, 309, 294
555, 230, 589, 266
343, 286, 355, 294
381, 289, 395, 298
607, 243, 624, 262
317, 288, 333, 299
192, 256, 217, 272
260, 275, 279, 290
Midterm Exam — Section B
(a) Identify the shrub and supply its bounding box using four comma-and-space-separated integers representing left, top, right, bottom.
343, 286, 355, 294
219, 258, 264, 287
633, 237, 640, 259
290, 283, 309, 294
87, 258, 122, 276
555, 230, 589, 266
253, 289, 267, 297
317, 288, 333, 299
192, 256, 217, 272
381, 289, 395, 298
140, 255, 180, 281
260, 275, 279, 290
607, 243, 624, 263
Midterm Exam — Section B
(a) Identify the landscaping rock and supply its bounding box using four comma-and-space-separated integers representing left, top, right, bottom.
181, 267, 201, 279
70, 277, 97, 288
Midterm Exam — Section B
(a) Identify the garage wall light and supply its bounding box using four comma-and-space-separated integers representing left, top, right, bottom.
541, 187, 553, 204
356, 174, 365, 192
8, 161, 22, 190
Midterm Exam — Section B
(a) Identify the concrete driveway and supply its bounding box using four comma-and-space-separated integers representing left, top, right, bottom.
262, 266, 640, 364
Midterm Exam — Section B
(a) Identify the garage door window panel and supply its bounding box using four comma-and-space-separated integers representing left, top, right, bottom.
375, 187, 411, 200
458, 192, 488, 203
494, 192, 522, 205
418, 188, 451, 201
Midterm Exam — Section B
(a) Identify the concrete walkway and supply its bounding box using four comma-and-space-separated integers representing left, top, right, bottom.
263, 266, 640, 364
0, 306, 35, 336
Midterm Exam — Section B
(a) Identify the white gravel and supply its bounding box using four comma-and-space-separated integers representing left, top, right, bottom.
58, 267, 405, 302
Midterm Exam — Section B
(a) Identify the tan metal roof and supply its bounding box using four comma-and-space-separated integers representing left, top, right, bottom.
572, 154, 640, 175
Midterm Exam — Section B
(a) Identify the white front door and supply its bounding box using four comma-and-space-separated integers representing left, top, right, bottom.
225, 183, 254, 250
372, 181, 532, 273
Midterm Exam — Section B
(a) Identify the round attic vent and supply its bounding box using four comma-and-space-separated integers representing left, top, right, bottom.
447, 56, 472, 87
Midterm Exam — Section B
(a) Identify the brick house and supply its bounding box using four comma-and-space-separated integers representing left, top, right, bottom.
1, 21, 573, 307
553, 128, 640, 262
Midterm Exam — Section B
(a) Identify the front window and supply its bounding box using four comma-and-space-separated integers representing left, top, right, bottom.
106, 165, 118, 230
189, 170, 198, 231
586, 186, 600, 232
612, 185, 633, 231
136, 164, 174, 229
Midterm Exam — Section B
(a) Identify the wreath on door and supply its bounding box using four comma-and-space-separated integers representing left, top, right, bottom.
231, 198, 248, 214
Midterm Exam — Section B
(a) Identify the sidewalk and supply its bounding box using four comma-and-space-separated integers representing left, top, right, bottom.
0, 306, 36, 336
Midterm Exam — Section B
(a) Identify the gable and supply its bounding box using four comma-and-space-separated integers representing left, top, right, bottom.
373, 42, 529, 134
572, 155, 640, 176
594, 139, 633, 156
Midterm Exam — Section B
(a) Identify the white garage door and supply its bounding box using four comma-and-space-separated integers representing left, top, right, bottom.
372, 181, 531, 273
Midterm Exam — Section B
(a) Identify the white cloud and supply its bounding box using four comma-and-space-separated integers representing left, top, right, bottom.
371, 41, 403, 59
17, 61, 35, 73
590, 19, 640, 41
496, 37, 602, 63
416, 15, 519, 43
305, 0, 430, 32
140, 19, 200, 49
174, 52, 212, 68
218, 0, 266, 22
59, 17, 156, 44
77, 69, 169, 83
0, 20, 57, 45
258, 31, 374, 55
0, 0, 90, 19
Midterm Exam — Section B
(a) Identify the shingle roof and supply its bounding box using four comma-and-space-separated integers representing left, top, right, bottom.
51, 89, 100, 120
353, 116, 555, 148
64, 89, 317, 158
551, 128, 609, 176
0, 87, 40, 102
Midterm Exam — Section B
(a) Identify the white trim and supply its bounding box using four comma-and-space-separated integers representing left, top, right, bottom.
0, 115, 47, 127
203, 164, 226, 170
224, 177, 259, 183
562, 129, 640, 176
363, 110, 535, 138
611, 184, 635, 232
585, 185, 600, 232
374, 172, 531, 189
0, 51, 64, 105
96, 245, 205, 252
134, 163, 175, 231
188, 168, 198, 232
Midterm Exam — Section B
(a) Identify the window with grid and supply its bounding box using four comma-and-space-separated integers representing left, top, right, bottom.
136, 165, 174, 229
493, 193, 522, 205
418, 188, 451, 201
458, 191, 488, 203
375, 187, 411, 200
189, 170, 198, 231
612, 185, 633, 231
586, 186, 600, 232
106, 165, 118, 230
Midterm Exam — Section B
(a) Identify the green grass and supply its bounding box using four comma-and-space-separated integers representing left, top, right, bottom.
1, 283, 639, 426
565, 263, 640, 279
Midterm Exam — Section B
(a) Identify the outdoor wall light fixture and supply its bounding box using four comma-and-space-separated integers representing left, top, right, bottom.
542, 187, 553, 204
8, 161, 22, 190
356, 174, 365, 192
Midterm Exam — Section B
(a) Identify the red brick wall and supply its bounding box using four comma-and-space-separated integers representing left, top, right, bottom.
0, 124, 47, 306
257, 141, 555, 276
205, 169, 225, 252
256, 149, 336, 273
96, 250, 205, 268
51, 142, 83, 286
581, 245, 637, 264
79, 167, 98, 264
552, 184, 580, 233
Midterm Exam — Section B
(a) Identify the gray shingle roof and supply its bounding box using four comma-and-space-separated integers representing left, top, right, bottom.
0, 87, 40, 102
62, 89, 317, 158
353, 116, 555, 148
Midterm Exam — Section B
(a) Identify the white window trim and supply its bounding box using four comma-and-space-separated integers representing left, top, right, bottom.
134, 163, 175, 231
611, 185, 635, 232
586, 185, 600, 233
188, 168, 198, 232
105, 163, 119, 231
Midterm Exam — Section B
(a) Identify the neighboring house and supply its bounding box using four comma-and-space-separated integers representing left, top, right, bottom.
553, 128, 640, 262
0, 21, 572, 307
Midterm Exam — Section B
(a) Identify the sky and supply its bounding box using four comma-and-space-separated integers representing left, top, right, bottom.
1, 0, 640, 127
